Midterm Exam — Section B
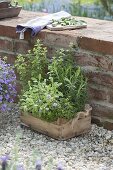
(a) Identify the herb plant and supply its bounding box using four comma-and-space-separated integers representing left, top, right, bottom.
15, 40, 87, 122
48, 48, 87, 112
15, 40, 48, 91
20, 75, 75, 121
0, 58, 17, 112
52, 17, 87, 27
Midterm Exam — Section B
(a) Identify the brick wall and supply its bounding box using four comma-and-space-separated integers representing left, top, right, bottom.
1, 10, 113, 130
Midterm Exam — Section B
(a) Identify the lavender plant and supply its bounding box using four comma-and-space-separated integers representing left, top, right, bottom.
0, 58, 17, 112
0, 155, 63, 170
0, 154, 10, 170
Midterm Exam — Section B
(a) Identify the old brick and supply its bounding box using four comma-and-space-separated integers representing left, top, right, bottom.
74, 51, 113, 72
77, 36, 113, 55
88, 85, 108, 101
84, 67, 113, 88
108, 90, 113, 104
91, 116, 102, 127
31, 31, 47, 43
91, 101, 113, 120
0, 51, 16, 64
0, 37, 13, 51
13, 40, 32, 54
92, 116, 113, 130
74, 51, 98, 67
0, 25, 18, 39
43, 31, 77, 48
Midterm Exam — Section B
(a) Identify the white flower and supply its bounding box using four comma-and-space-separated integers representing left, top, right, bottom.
45, 107, 49, 111
39, 107, 42, 113
53, 103, 58, 107
38, 99, 41, 103
46, 94, 51, 99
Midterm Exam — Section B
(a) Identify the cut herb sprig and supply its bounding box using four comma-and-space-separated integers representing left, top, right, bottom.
52, 17, 87, 27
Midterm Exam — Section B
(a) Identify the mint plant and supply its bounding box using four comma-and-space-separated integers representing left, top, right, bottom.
15, 40, 87, 122
20, 75, 75, 121
0, 58, 17, 112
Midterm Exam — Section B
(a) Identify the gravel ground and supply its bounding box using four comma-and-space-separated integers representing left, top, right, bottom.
0, 106, 113, 170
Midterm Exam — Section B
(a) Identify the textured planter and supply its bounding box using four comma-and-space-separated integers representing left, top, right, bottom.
20, 104, 92, 140
0, 2, 22, 19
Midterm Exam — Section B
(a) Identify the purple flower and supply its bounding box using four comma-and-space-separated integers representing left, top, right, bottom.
0, 86, 2, 90
16, 164, 25, 170
0, 154, 10, 170
0, 95, 3, 102
57, 162, 63, 170
0, 58, 17, 112
1, 104, 7, 112
4, 94, 10, 101
35, 160, 42, 170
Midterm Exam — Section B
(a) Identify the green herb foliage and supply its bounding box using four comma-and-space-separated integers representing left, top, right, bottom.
20, 75, 75, 121
48, 48, 87, 112
15, 40, 87, 122
15, 40, 48, 91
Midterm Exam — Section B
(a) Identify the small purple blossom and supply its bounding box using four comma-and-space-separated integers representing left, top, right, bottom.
0, 58, 17, 112
0, 154, 10, 170
35, 160, 42, 170
57, 162, 63, 170
16, 164, 25, 170
1, 103, 7, 112
0, 95, 3, 102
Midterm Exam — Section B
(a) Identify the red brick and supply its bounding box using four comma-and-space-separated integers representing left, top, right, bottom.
13, 40, 32, 54
43, 31, 77, 48
0, 38, 13, 51
32, 31, 47, 43
74, 51, 98, 67
0, 25, 18, 39
84, 68, 113, 88
77, 36, 113, 55
91, 101, 113, 119
94, 55, 113, 71
74, 51, 113, 72
103, 121, 113, 130
92, 116, 113, 130
108, 90, 113, 104
0, 51, 16, 64
88, 85, 108, 101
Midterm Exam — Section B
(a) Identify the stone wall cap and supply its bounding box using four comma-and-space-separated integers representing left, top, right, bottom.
1, 10, 113, 55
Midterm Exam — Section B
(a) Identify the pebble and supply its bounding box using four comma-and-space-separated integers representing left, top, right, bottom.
0, 106, 113, 170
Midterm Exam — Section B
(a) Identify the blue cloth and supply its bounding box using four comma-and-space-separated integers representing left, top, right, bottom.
16, 11, 71, 39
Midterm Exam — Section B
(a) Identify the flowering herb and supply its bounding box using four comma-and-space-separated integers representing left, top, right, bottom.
15, 40, 87, 122
57, 162, 63, 170
35, 159, 42, 170
0, 154, 64, 170
0, 58, 17, 112
16, 164, 25, 170
0, 154, 10, 170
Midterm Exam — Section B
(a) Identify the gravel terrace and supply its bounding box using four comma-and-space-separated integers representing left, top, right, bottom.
0, 106, 113, 170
